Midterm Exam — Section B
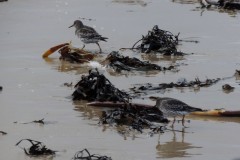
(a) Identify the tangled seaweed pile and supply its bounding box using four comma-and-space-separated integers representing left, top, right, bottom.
130, 77, 220, 96
72, 69, 130, 102
105, 51, 174, 72
16, 139, 56, 156
73, 149, 112, 160
100, 103, 168, 133
133, 25, 183, 55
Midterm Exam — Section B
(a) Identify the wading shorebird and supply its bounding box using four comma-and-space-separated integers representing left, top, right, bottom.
69, 20, 108, 53
155, 97, 203, 127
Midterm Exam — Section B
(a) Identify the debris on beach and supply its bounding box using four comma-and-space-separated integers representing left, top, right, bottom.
42, 43, 95, 63
132, 25, 184, 55
104, 51, 175, 72
73, 148, 112, 160
63, 82, 73, 87
14, 118, 45, 125
222, 84, 235, 93
72, 69, 130, 102
0, 131, 7, 135
129, 77, 220, 97
99, 103, 168, 133
16, 139, 56, 156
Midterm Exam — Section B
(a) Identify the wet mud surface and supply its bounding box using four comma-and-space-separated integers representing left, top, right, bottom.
1, 0, 240, 160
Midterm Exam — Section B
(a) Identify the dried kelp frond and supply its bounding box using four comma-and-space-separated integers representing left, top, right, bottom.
130, 77, 220, 97
100, 103, 168, 133
105, 51, 175, 72
72, 69, 130, 102
133, 25, 184, 55
16, 139, 56, 156
73, 148, 112, 160
58, 45, 94, 63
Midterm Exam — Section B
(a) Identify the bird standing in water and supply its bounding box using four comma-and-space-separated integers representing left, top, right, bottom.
69, 20, 108, 53
155, 97, 203, 127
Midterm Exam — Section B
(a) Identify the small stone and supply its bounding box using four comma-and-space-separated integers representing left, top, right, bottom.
222, 84, 234, 91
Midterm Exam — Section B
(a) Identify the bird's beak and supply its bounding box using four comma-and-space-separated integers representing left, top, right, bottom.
69, 23, 74, 28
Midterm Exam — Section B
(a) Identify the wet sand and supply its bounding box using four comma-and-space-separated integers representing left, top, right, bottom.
0, 0, 240, 159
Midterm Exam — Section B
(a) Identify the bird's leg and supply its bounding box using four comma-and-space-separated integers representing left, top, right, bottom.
96, 42, 102, 53
171, 117, 176, 128
182, 115, 189, 128
81, 44, 85, 49
182, 115, 185, 127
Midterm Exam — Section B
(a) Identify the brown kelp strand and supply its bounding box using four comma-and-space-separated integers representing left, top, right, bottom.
105, 51, 175, 72
16, 139, 56, 156
133, 25, 185, 55
73, 148, 112, 160
72, 69, 130, 102
100, 103, 168, 133
58, 45, 94, 63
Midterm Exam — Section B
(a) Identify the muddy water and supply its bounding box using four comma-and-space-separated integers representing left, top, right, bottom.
0, 0, 240, 159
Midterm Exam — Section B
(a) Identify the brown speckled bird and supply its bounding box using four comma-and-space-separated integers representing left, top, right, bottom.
69, 20, 108, 53
155, 97, 202, 127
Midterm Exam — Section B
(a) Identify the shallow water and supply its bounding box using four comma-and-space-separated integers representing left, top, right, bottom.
0, 0, 240, 159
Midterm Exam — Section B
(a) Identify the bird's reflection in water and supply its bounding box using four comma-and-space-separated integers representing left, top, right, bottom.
112, 0, 148, 7
171, 0, 199, 4
43, 57, 96, 75
156, 128, 202, 158
141, 54, 185, 64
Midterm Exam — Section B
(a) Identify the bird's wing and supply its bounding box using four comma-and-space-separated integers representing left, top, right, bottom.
161, 98, 190, 111
162, 98, 202, 112
78, 26, 102, 38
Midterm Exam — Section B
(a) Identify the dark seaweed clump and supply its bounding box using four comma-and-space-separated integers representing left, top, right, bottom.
72, 69, 130, 102
106, 51, 174, 72
130, 77, 220, 97
73, 148, 112, 160
16, 139, 56, 156
100, 103, 168, 133
0, 131, 7, 135
133, 25, 184, 55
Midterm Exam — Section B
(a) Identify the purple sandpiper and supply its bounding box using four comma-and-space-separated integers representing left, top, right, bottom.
155, 97, 202, 127
69, 20, 108, 53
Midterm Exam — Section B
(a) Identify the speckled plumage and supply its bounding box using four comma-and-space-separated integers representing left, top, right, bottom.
155, 97, 202, 127
69, 20, 108, 53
